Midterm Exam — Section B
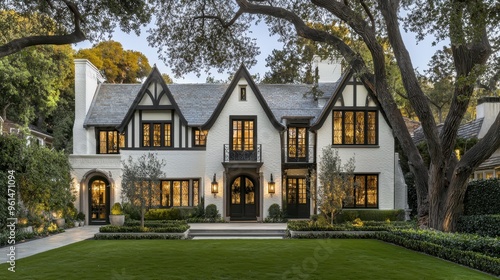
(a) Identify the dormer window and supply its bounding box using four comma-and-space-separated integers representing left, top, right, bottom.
97, 129, 124, 154
240, 86, 247, 101
193, 129, 208, 147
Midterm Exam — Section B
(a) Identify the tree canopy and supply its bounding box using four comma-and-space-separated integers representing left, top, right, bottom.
76, 40, 152, 83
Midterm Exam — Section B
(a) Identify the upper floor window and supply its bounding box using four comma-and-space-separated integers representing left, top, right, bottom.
288, 127, 307, 161
344, 174, 378, 208
333, 110, 377, 145
98, 129, 125, 154
193, 129, 208, 147
231, 118, 255, 151
240, 86, 247, 101
142, 122, 172, 147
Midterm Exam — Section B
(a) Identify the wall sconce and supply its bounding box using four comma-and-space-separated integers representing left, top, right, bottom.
268, 173, 276, 197
211, 173, 219, 197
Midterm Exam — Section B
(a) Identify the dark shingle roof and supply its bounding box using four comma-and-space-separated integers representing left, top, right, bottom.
412, 118, 484, 143
477, 156, 500, 170
85, 82, 340, 127
84, 84, 141, 127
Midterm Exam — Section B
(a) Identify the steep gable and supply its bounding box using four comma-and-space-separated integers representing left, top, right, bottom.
201, 65, 284, 131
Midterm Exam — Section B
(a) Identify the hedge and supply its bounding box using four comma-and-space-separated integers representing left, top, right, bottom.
287, 220, 412, 232
335, 209, 405, 223
457, 215, 500, 237
124, 220, 188, 228
99, 225, 189, 233
464, 179, 500, 215
377, 231, 500, 276
94, 234, 183, 240
144, 208, 181, 220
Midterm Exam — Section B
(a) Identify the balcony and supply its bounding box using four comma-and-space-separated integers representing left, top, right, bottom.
223, 144, 262, 162
284, 145, 315, 164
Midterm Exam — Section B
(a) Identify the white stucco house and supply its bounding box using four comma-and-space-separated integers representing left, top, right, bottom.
70, 59, 405, 224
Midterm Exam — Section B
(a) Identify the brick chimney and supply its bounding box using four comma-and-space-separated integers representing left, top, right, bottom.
476, 97, 500, 138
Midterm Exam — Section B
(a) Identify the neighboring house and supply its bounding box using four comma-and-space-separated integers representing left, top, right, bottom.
70, 59, 405, 225
413, 97, 500, 179
0, 118, 53, 148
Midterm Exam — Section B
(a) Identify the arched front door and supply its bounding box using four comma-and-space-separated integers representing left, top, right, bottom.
229, 175, 258, 220
88, 176, 110, 224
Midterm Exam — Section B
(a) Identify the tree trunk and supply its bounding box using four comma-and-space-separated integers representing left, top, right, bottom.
141, 207, 145, 228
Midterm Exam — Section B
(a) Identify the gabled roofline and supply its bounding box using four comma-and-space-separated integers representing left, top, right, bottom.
117, 66, 187, 131
201, 64, 284, 131
310, 69, 392, 131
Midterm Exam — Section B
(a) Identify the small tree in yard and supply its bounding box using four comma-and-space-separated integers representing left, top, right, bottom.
317, 147, 355, 225
121, 153, 165, 228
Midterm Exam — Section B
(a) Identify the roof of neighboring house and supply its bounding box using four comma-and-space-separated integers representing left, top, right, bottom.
83, 80, 341, 128
477, 156, 500, 170
412, 118, 484, 143
2, 120, 52, 139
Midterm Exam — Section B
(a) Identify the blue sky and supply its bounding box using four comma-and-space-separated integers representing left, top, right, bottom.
76, 21, 446, 84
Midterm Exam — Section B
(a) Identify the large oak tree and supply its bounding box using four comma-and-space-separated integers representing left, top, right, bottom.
145, 0, 500, 231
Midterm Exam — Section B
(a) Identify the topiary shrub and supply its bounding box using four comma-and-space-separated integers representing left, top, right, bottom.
268, 204, 281, 220
464, 179, 500, 215
122, 202, 141, 220
110, 203, 124, 215
205, 204, 219, 219
457, 215, 500, 237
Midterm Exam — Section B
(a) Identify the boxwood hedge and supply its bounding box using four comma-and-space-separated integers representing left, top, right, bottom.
464, 179, 500, 215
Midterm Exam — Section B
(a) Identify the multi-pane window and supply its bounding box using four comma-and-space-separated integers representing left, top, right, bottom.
231, 119, 255, 151
159, 179, 199, 207
142, 122, 172, 147
288, 127, 307, 160
333, 110, 377, 145
287, 178, 307, 204
98, 129, 125, 154
344, 174, 378, 208
193, 129, 208, 146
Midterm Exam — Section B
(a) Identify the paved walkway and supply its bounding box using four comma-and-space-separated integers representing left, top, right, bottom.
1, 225, 100, 261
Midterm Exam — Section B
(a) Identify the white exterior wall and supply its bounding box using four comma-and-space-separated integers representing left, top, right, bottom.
73, 59, 104, 155
204, 78, 282, 219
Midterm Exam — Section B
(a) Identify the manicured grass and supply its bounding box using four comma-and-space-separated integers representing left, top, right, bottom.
0, 239, 495, 279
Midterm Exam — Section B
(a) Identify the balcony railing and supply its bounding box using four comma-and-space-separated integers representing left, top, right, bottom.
284, 145, 315, 163
223, 144, 262, 162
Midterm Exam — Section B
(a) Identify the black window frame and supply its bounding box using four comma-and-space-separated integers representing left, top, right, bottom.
230, 116, 256, 152
141, 121, 173, 148
96, 128, 125, 154
332, 110, 378, 145
193, 128, 208, 147
159, 179, 200, 207
343, 174, 379, 208
287, 126, 308, 162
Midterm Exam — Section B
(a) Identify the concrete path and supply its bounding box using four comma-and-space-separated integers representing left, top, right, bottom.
1, 225, 100, 261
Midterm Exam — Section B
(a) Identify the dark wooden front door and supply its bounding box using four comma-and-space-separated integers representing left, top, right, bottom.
286, 177, 310, 218
229, 176, 257, 220
89, 177, 110, 224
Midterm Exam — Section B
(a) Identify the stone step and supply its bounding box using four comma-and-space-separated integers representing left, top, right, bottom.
188, 229, 286, 238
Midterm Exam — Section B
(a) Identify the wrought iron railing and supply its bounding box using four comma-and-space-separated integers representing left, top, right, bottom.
284, 145, 315, 163
223, 144, 262, 162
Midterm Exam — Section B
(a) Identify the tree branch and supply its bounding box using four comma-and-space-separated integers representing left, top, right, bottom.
0, 0, 86, 58
194, 8, 243, 28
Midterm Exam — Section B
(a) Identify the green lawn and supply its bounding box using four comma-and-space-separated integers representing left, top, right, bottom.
0, 239, 495, 279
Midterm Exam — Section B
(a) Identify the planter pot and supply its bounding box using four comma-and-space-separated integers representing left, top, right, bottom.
54, 218, 65, 228
109, 215, 125, 226
80, 221, 85, 227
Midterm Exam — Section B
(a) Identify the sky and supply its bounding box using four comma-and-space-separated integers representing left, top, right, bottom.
75, 19, 446, 84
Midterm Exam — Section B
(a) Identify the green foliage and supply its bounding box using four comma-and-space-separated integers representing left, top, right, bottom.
457, 215, 500, 237
99, 224, 189, 233
144, 208, 181, 220
267, 204, 282, 220
76, 212, 85, 221
205, 204, 219, 219
93, 234, 183, 240
378, 230, 500, 276
124, 220, 187, 227
110, 203, 124, 215
317, 147, 356, 224
287, 220, 412, 232
464, 179, 500, 215
75, 41, 152, 83
122, 202, 141, 221
192, 197, 205, 218
335, 210, 406, 223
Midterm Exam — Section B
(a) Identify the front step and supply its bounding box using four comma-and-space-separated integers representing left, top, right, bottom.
189, 229, 286, 239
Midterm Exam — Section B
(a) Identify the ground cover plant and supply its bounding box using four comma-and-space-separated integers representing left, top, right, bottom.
0, 239, 495, 279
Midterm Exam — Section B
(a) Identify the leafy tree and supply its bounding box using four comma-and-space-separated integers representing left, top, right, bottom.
0, 1, 151, 58
146, 1, 500, 232
317, 147, 355, 225
162, 73, 173, 84
121, 153, 166, 228
76, 41, 152, 83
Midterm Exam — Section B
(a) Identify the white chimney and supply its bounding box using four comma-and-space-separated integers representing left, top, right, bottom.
476, 97, 500, 139
313, 55, 343, 83
73, 59, 105, 154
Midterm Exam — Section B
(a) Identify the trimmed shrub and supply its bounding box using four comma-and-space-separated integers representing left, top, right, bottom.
268, 204, 281, 219
178, 207, 196, 219
122, 202, 141, 220
124, 220, 187, 228
110, 203, 123, 215
185, 217, 226, 223
287, 220, 411, 232
378, 231, 500, 276
94, 234, 183, 240
464, 179, 500, 215
457, 215, 500, 237
205, 204, 219, 219
99, 224, 189, 233
144, 208, 181, 220
335, 209, 405, 223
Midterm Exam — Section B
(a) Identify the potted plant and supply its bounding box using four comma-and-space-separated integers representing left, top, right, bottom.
76, 212, 85, 226
52, 210, 66, 228
109, 202, 125, 226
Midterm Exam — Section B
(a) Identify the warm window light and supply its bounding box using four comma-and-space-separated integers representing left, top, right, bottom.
211, 173, 219, 197
268, 173, 276, 196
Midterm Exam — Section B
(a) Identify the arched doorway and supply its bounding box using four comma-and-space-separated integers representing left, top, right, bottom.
229, 175, 258, 220
88, 176, 110, 224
